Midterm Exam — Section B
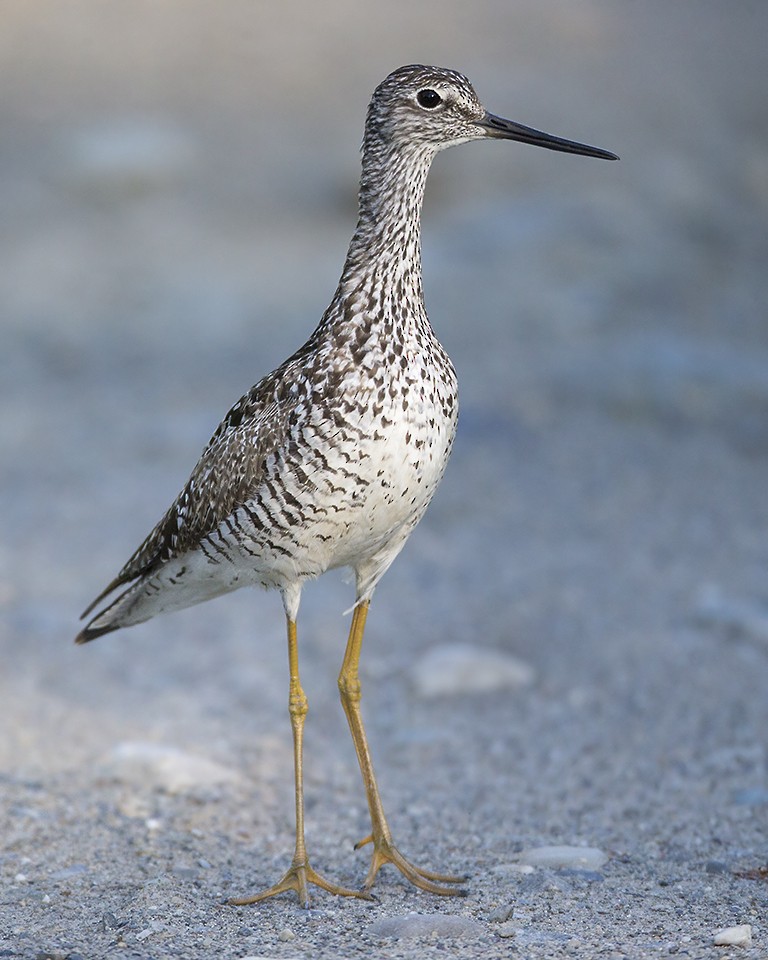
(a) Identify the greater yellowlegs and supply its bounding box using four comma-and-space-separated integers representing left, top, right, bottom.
77, 64, 617, 906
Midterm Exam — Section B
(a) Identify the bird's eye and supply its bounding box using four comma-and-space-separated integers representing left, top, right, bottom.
416, 89, 442, 109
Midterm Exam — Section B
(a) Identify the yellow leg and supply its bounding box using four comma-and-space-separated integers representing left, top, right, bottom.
231, 617, 371, 908
338, 601, 467, 896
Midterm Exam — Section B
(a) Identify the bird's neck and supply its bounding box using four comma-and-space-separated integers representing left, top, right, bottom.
337, 140, 436, 312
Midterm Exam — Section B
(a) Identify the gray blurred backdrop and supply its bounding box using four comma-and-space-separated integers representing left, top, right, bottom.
2, 2, 767, 957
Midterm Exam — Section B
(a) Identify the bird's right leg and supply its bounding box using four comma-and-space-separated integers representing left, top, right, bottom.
230, 617, 370, 908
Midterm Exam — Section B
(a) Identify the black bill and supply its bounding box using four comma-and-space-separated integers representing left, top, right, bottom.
478, 112, 618, 161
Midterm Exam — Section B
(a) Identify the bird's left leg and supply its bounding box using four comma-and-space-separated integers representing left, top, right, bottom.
338, 600, 467, 896
230, 616, 369, 907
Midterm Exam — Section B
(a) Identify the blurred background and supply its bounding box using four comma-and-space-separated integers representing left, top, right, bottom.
3, 0, 768, 773
1, 1, 768, 948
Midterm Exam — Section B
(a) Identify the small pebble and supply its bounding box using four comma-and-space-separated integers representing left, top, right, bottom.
515, 845, 608, 870
496, 921, 517, 939
412, 643, 535, 697
135, 921, 164, 942
489, 903, 514, 922
713, 924, 752, 946
99, 912, 125, 932
369, 912, 485, 939
278, 928, 296, 942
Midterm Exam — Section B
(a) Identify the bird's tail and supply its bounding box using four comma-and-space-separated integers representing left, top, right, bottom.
75, 619, 121, 644
75, 581, 146, 644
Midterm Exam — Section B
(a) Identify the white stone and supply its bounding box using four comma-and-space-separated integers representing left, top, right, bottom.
412, 643, 535, 697
713, 924, 752, 947
492, 862, 536, 875
516, 845, 608, 870
101, 741, 240, 793
369, 912, 485, 939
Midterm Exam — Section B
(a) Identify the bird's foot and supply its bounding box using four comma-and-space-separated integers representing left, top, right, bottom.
230, 858, 372, 909
355, 833, 468, 897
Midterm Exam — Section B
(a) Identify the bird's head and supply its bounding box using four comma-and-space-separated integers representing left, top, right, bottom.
366, 64, 618, 161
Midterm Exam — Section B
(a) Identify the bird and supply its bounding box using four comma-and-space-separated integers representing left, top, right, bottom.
76, 64, 617, 907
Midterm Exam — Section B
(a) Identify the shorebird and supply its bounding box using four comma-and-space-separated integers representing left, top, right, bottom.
76, 64, 616, 907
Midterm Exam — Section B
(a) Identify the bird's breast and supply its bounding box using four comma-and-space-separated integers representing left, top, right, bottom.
267, 341, 458, 572
335, 355, 454, 557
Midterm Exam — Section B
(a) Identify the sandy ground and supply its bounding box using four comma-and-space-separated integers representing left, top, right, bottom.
2, 2, 768, 958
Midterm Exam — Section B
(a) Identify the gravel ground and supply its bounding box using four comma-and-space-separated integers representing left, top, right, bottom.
2, 3, 768, 958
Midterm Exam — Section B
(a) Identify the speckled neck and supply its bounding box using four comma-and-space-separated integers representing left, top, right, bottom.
338, 137, 435, 307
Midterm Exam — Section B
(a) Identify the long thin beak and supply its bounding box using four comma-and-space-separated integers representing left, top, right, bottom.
478, 112, 618, 161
